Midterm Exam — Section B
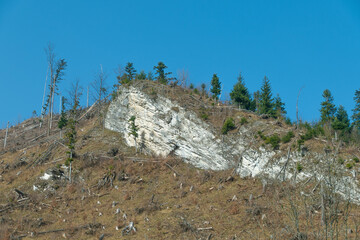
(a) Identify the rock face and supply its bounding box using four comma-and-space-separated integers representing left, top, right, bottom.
106, 85, 292, 176
105, 84, 360, 202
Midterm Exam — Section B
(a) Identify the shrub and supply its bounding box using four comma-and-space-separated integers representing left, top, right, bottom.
285, 117, 292, 125
265, 134, 281, 150
189, 83, 194, 89
193, 88, 199, 94
346, 162, 353, 169
281, 131, 294, 143
338, 158, 345, 165
222, 117, 236, 135
258, 131, 267, 141
200, 113, 209, 120
296, 162, 303, 172
240, 117, 248, 125
353, 157, 359, 163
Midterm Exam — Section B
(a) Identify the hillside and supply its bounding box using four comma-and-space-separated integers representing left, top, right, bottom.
0, 80, 360, 239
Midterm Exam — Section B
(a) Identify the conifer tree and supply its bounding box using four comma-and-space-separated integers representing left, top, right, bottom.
352, 89, 360, 130
259, 76, 274, 115
147, 71, 154, 81
320, 89, 336, 123
58, 96, 68, 131
332, 105, 350, 131
230, 73, 251, 110
136, 70, 146, 80
210, 74, 221, 100
201, 83, 206, 95
128, 116, 139, 152
154, 62, 172, 84
125, 62, 136, 81
274, 94, 287, 118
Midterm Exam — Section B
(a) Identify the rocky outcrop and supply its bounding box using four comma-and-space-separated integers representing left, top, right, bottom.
105, 84, 360, 202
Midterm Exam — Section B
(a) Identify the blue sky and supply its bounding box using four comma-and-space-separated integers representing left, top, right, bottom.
0, 0, 359, 127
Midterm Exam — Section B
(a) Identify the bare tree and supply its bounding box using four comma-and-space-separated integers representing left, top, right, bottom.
177, 69, 189, 88
91, 65, 108, 126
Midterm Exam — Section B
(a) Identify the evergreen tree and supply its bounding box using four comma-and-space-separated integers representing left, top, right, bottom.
201, 83, 206, 95
259, 76, 274, 115
210, 74, 221, 100
274, 94, 286, 118
58, 97, 68, 130
320, 89, 336, 123
253, 90, 260, 113
352, 89, 360, 130
136, 70, 146, 80
332, 105, 350, 131
125, 62, 136, 81
147, 71, 154, 81
128, 116, 139, 152
154, 62, 172, 84
230, 73, 251, 110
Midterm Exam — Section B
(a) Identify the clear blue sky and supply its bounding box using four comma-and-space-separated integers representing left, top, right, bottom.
1, 0, 360, 128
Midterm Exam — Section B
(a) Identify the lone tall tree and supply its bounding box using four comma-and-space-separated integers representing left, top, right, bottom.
210, 74, 221, 100
128, 116, 139, 152
259, 76, 274, 115
352, 89, 360, 130
65, 80, 83, 183
154, 62, 172, 84
320, 89, 336, 123
125, 62, 136, 81
230, 73, 251, 110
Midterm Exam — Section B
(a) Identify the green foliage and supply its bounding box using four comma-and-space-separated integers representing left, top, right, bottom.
240, 117, 248, 125
265, 134, 281, 150
125, 62, 136, 81
58, 97, 68, 130
201, 83, 206, 95
210, 74, 221, 100
337, 158, 344, 165
274, 94, 286, 118
222, 117, 235, 134
353, 157, 359, 163
346, 162, 353, 169
128, 116, 139, 139
296, 162, 303, 172
193, 88, 199, 94
154, 62, 172, 84
320, 89, 336, 123
200, 113, 209, 120
258, 131, 267, 141
281, 131, 294, 143
147, 71, 154, 81
259, 76, 275, 116
189, 83, 194, 89
230, 73, 252, 110
285, 117, 292, 126
332, 105, 350, 131
136, 70, 146, 80
352, 89, 360, 130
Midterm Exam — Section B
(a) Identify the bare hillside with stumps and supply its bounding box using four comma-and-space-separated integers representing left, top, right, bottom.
1, 80, 360, 240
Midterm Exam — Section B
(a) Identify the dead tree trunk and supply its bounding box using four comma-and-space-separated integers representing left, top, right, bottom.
3, 121, 9, 149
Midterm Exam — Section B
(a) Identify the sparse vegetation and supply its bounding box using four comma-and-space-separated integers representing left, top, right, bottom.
221, 117, 235, 134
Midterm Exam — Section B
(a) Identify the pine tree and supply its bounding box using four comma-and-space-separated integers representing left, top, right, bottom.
128, 116, 139, 152
58, 96, 68, 130
352, 89, 360, 130
230, 73, 251, 110
259, 76, 274, 115
136, 70, 146, 80
210, 74, 221, 100
274, 94, 286, 118
332, 105, 350, 131
147, 71, 154, 81
320, 89, 336, 123
125, 62, 136, 81
154, 62, 172, 84
201, 83, 206, 95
